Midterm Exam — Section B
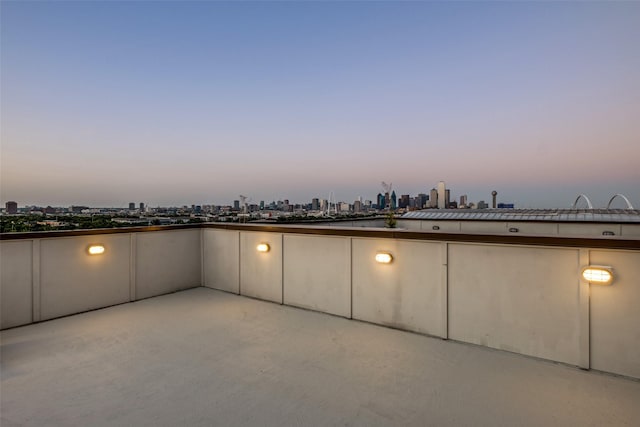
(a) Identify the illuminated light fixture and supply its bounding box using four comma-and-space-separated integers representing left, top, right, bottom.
509, 227, 519, 233
432, 225, 440, 230
375, 253, 393, 264
602, 231, 615, 236
256, 243, 270, 253
582, 266, 613, 285
87, 245, 105, 255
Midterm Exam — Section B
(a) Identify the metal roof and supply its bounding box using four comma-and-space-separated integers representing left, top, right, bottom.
401, 209, 640, 223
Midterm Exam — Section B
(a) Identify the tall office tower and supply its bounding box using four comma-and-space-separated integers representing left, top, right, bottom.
259, 201, 265, 210
129, 202, 135, 210
460, 195, 467, 207
377, 193, 385, 209
233, 200, 240, 210
416, 193, 428, 209
399, 194, 410, 208
437, 181, 446, 209
311, 198, 319, 211
492, 191, 498, 209
445, 189, 450, 208
429, 188, 438, 208
353, 200, 362, 212
6, 201, 18, 214
139, 202, 145, 211
390, 191, 397, 210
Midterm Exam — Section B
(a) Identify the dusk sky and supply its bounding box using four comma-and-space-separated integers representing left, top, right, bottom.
2, 1, 639, 209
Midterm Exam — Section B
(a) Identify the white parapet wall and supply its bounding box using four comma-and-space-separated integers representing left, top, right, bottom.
0, 240, 33, 328
0, 227, 202, 328
2, 224, 639, 380
201, 224, 640, 380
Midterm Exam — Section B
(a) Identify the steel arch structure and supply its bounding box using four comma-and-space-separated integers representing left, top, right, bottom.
571, 194, 594, 209
606, 193, 634, 209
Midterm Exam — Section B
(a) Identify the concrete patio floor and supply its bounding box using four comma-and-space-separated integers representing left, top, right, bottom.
2, 287, 639, 426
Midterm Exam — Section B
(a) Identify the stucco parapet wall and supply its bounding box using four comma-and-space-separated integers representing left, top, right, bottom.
0, 224, 202, 241
205, 224, 640, 250
4, 222, 638, 250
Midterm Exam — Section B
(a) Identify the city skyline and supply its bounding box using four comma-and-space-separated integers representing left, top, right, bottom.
2, 2, 639, 209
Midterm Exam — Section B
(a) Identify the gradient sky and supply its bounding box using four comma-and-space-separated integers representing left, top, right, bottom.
2, 1, 639, 208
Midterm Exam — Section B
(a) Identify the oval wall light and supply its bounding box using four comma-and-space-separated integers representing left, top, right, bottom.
87, 244, 105, 255
582, 266, 613, 285
375, 253, 393, 264
256, 243, 270, 253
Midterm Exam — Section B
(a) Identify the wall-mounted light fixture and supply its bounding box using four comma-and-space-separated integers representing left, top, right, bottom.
509, 227, 519, 233
602, 231, 615, 236
582, 266, 613, 285
432, 225, 440, 231
87, 244, 105, 255
375, 252, 393, 264
256, 243, 270, 253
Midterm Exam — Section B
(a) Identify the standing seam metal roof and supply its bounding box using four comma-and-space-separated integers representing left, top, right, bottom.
401, 209, 640, 223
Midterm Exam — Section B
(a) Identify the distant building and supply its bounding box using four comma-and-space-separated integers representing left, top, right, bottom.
429, 188, 438, 208
353, 200, 362, 212
498, 203, 515, 209
377, 193, 385, 209
259, 201, 265, 210
460, 195, 468, 208
71, 206, 89, 213
399, 194, 410, 209
6, 201, 18, 214
445, 189, 450, 209
233, 200, 240, 210
437, 181, 446, 209
415, 193, 428, 209
129, 202, 135, 210
311, 198, 319, 211
477, 200, 489, 209
390, 191, 397, 210
139, 202, 145, 211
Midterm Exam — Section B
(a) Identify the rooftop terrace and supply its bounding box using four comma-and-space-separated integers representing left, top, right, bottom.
1, 222, 639, 425
2, 287, 639, 426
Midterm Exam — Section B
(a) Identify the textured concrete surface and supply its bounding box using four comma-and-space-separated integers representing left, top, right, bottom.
2, 288, 639, 427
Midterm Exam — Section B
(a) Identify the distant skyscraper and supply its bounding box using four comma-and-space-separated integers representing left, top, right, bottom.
6, 201, 18, 214
233, 200, 240, 210
478, 200, 489, 209
377, 193, 385, 209
429, 188, 438, 208
353, 200, 362, 212
416, 193, 428, 209
139, 202, 145, 211
390, 191, 397, 210
437, 181, 446, 209
445, 189, 450, 208
129, 202, 135, 210
460, 195, 467, 207
492, 191, 498, 209
311, 198, 319, 211
399, 194, 410, 209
